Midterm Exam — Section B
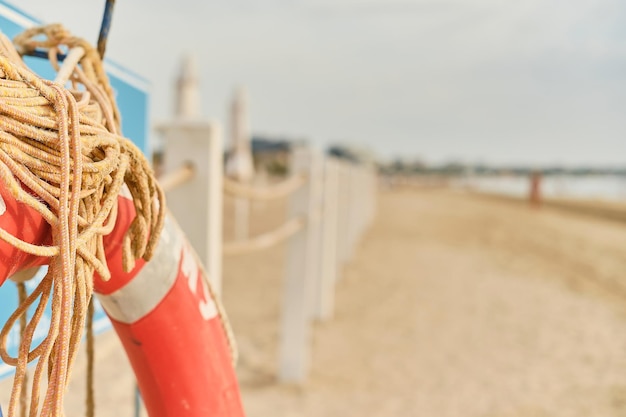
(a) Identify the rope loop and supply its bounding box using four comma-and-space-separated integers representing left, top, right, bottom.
222, 175, 307, 201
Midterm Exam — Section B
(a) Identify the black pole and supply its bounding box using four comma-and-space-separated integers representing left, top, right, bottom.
97, 0, 116, 59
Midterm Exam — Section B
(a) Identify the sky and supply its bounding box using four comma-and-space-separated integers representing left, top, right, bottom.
14, 0, 626, 165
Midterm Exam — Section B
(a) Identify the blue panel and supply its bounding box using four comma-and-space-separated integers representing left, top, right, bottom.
0, 15, 22, 38
110, 74, 150, 153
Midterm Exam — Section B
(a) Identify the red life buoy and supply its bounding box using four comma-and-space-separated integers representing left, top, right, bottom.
0, 181, 246, 417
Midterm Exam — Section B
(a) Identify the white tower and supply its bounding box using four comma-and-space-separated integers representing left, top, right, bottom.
175, 54, 200, 120
225, 87, 255, 182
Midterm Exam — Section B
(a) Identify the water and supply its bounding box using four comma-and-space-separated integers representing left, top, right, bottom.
458, 175, 626, 202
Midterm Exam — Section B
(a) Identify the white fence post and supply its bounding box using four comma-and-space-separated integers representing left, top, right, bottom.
314, 157, 339, 321
308, 152, 325, 319
352, 165, 365, 240
344, 165, 357, 262
279, 146, 321, 383
357, 167, 368, 240
351, 166, 360, 256
367, 166, 377, 227
336, 162, 349, 270
159, 120, 224, 295
208, 127, 224, 296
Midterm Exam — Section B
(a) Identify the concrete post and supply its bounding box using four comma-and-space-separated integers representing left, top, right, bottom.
159, 120, 224, 295
314, 157, 339, 321
279, 146, 321, 383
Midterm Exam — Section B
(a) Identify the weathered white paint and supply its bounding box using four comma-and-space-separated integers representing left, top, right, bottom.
180, 242, 219, 321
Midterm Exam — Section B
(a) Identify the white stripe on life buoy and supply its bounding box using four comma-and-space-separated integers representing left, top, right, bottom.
97, 216, 183, 324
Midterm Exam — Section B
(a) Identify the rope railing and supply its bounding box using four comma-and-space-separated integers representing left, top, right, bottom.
157, 104, 378, 387
159, 163, 195, 193
223, 175, 306, 200
152, 126, 379, 387
223, 216, 304, 256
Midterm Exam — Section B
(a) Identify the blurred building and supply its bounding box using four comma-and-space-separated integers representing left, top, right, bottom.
250, 136, 298, 177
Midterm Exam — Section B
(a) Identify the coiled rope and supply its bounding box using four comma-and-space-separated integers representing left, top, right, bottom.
0, 25, 165, 417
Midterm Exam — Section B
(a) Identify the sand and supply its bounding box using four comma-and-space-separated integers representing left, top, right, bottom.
3, 189, 626, 416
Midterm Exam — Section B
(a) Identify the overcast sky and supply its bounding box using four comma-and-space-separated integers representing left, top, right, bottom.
17, 0, 626, 165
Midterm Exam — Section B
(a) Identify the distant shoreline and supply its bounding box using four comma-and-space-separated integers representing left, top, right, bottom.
466, 190, 626, 224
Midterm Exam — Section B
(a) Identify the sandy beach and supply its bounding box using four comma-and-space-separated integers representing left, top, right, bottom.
230, 189, 626, 417
3, 188, 626, 416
